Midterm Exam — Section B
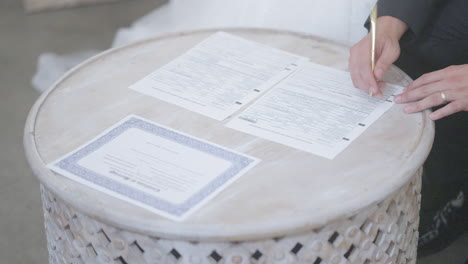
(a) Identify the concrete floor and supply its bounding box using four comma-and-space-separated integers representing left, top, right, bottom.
0, 0, 466, 263
0, 0, 165, 262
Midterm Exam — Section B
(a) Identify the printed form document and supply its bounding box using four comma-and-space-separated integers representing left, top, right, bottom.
49, 32, 404, 221
130, 32, 403, 159
227, 62, 403, 159
130, 32, 306, 120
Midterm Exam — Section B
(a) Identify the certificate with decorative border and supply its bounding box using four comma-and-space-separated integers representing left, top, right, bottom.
48, 115, 260, 221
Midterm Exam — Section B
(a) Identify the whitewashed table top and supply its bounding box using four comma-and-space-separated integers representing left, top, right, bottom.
24, 29, 434, 241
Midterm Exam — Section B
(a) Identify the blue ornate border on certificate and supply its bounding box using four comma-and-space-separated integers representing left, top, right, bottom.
54, 116, 256, 217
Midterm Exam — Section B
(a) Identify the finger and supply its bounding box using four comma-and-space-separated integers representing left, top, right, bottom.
360, 70, 379, 95
407, 68, 447, 91
349, 44, 368, 92
355, 73, 369, 93
395, 81, 445, 103
350, 64, 368, 92
429, 101, 462, 120
359, 56, 379, 95
350, 59, 372, 93
370, 81, 387, 99
403, 92, 446, 114
350, 67, 363, 89
378, 81, 386, 90
374, 43, 399, 80
351, 34, 379, 95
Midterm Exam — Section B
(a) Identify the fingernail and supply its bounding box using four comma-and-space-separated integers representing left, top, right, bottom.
369, 87, 374, 97
394, 95, 401, 103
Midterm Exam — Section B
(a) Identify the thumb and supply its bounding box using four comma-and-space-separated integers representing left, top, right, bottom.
374, 44, 400, 80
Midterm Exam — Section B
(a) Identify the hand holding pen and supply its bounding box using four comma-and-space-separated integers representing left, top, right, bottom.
349, 8, 408, 98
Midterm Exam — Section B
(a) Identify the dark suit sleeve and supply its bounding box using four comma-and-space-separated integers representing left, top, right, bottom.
365, 0, 446, 39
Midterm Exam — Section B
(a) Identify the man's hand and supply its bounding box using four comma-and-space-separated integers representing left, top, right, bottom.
349, 16, 408, 97
395, 64, 468, 120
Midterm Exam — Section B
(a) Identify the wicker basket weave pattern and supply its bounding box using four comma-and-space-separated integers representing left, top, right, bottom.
40, 170, 421, 264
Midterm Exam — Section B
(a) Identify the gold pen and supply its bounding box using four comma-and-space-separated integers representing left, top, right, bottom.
370, 4, 377, 97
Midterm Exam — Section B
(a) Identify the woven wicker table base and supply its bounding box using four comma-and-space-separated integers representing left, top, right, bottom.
41, 170, 421, 264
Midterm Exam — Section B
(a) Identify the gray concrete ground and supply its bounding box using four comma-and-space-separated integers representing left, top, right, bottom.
0, 0, 165, 262
0, 0, 466, 263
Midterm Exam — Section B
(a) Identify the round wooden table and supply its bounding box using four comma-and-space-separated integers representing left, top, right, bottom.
24, 29, 434, 264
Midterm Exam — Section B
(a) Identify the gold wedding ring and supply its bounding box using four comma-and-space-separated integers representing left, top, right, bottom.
440, 91, 447, 104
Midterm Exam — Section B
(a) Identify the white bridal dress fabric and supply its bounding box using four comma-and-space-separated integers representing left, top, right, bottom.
32, 0, 377, 93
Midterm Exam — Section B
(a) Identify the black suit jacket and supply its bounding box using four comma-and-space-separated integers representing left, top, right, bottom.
376, 0, 446, 38
364, 0, 468, 71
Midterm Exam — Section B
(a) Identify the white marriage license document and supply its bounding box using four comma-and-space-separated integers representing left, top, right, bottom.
227, 62, 403, 159
129, 31, 404, 159
130, 32, 306, 120
48, 115, 259, 221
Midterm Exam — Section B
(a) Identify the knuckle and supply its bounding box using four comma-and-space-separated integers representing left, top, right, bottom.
449, 74, 463, 84
407, 90, 423, 102
419, 73, 428, 82
412, 78, 424, 88
442, 66, 452, 74
412, 103, 422, 112
446, 65, 457, 71
419, 88, 432, 97
431, 94, 440, 104
443, 65, 459, 76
